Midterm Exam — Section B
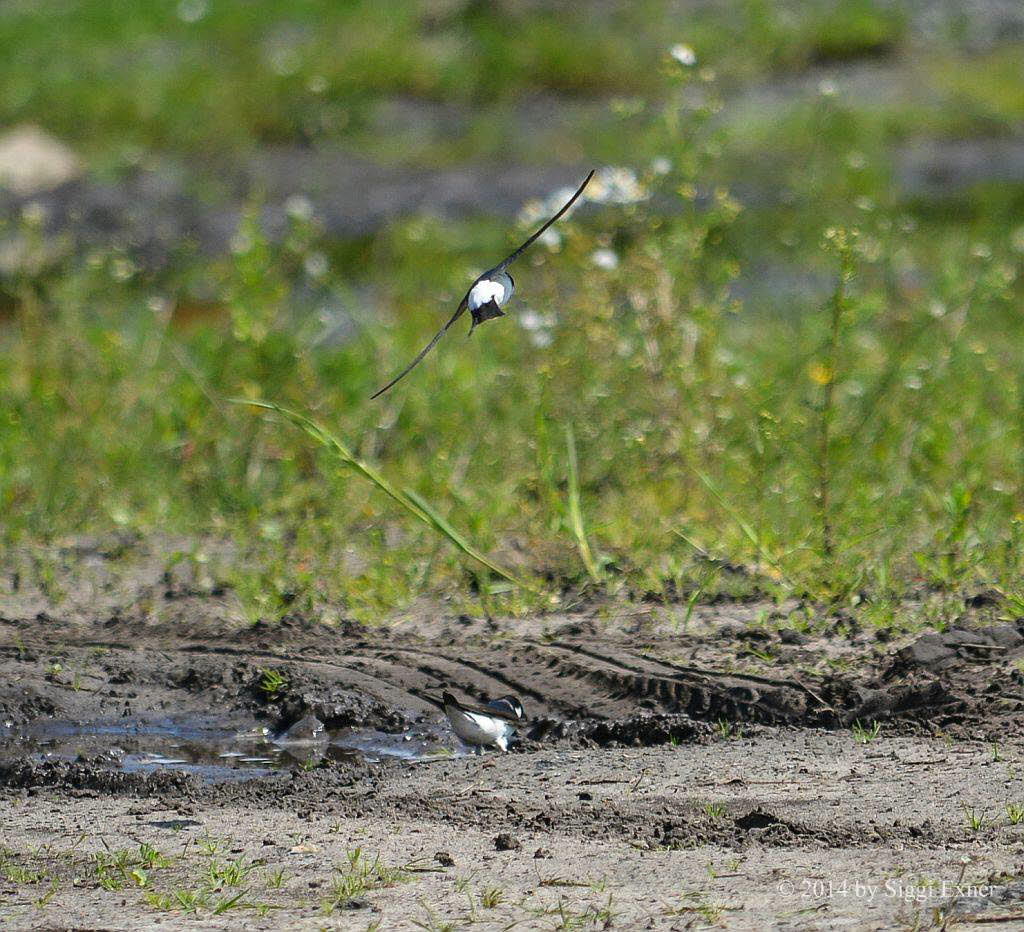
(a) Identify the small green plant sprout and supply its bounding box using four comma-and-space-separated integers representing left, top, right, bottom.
704, 802, 726, 820
480, 886, 505, 908
852, 719, 881, 743
1, 859, 48, 885
992, 741, 1001, 762
137, 844, 170, 868
1005, 803, 1024, 825
964, 806, 990, 832
212, 890, 251, 915
321, 848, 411, 915
259, 668, 287, 698
665, 890, 735, 922
93, 845, 168, 890
207, 856, 253, 889
33, 879, 59, 908
146, 888, 207, 913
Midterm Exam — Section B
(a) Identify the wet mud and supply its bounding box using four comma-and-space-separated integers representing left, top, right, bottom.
3, 550, 1024, 928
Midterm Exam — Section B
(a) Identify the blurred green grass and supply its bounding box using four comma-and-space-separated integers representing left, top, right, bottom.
1, 1, 1023, 628
7, 0, 1018, 164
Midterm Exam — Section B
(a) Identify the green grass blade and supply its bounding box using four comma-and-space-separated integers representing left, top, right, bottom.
565, 423, 602, 584
401, 488, 531, 590
227, 398, 429, 521
228, 398, 530, 591
692, 469, 798, 591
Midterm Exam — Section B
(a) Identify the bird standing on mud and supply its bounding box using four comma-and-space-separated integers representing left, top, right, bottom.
442, 691, 525, 754
371, 170, 595, 398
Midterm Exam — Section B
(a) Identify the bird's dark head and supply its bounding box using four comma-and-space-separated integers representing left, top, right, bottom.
489, 695, 524, 720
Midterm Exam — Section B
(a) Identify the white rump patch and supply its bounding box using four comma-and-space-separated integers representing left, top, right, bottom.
468, 278, 505, 310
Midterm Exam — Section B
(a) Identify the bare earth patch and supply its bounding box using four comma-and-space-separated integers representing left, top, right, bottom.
2, 547, 1024, 929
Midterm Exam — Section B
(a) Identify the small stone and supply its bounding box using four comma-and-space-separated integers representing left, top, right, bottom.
494, 832, 520, 852
778, 629, 808, 646
280, 713, 326, 743
533, 847, 552, 859
434, 850, 455, 867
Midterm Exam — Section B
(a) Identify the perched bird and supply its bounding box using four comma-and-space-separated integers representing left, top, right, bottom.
441, 690, 525, 754
371, 170, 595, 398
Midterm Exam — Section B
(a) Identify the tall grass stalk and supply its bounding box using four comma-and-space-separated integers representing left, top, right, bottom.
565, 423, 602, 584
817, 230, 855, 563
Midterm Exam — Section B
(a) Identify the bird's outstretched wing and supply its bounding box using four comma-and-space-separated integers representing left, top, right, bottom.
370, 295, 469, 399
492, 169, 595, 273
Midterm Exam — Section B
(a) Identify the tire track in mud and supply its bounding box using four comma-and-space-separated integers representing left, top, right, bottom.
1, 612, 1014, 738
2, 628, 825, 734
294, 641, 828, 726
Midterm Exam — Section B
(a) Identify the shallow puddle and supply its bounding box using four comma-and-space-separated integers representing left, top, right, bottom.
0, 716, 457, 782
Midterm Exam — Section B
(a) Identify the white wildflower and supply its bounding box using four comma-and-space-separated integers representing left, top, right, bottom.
587, 166, 647, 205
177, 0, 208, 23
538, 228, 562, 251
519, 309, 545, 332
284, 194, 313, 222
110, 257, 136, 282
670, 44, 697, 67
304, 252, 328, 279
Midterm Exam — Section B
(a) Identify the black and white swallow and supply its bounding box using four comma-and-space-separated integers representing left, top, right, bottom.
371, 170, 595, 398
441, 691, 525, 753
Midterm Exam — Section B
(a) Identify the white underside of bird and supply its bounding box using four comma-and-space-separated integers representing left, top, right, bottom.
468, 276, 512, 312
446, 706, 515, 752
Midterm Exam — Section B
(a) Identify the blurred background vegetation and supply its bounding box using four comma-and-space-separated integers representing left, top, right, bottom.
1, 0, 1023, 626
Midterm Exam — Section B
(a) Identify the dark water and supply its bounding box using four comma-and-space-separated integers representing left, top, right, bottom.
0, 715, 457, 782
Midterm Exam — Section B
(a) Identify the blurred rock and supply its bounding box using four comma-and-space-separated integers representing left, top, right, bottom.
278, 713, 326, 744
896, 137, 1024, 199
0, 126, 81, 196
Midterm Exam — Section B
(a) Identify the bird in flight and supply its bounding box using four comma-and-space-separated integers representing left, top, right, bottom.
371, 169, 595, 398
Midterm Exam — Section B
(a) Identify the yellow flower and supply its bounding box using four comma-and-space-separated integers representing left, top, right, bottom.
809, 362, 833, 385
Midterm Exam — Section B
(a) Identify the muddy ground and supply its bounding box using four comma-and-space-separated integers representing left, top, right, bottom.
3, 542, 1024, 929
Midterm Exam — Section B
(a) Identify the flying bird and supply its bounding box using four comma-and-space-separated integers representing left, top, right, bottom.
441, 690, 525, 753
371, 169, 595, 398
